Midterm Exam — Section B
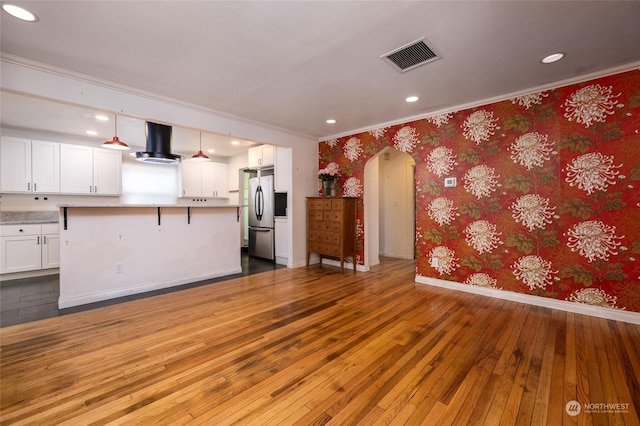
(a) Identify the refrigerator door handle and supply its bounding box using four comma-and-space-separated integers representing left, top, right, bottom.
257, 185, 263, 221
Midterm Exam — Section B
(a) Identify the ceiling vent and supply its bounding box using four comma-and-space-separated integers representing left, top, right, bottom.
382, 38, 440, 73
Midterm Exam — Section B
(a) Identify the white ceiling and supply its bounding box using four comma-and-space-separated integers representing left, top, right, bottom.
1, 1, 640, 157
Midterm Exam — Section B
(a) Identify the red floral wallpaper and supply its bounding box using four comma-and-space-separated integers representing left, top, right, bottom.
319, 70, 640, 313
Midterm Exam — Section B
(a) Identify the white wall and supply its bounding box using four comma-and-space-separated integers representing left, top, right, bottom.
379, 150, 415, 259
226, 152, 248, 206
364, 156, 380, 269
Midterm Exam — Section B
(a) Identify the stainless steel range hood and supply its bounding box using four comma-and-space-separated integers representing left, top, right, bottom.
133, 121, 181, 164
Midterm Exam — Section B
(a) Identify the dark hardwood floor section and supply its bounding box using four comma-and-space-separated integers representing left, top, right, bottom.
1, 258, 639, 425
0, 253, 281, 327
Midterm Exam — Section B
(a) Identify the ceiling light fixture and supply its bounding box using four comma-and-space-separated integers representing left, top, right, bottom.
101, 114, 130, 150
86, 130, 98, 136
2, 4, 38, 21
405, 96, 419, 103
191, 132, 210, 161
231, 140, 240, 145
95, 114, 109, 121
326, 119, 337, 124
542, 52, 565, 64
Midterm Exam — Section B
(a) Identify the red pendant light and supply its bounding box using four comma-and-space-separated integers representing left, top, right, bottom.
102, 115, 130, 150
191, 132, 210, 161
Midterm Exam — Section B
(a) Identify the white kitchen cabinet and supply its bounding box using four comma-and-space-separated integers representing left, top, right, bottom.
0, 137, 60, 193
41, 224, 61, 269
0, 223, 59, 274
210, 162, 228, 198
180, 160, 202, 197
180, 160, 228, 198
275, 146, 292, 192
274, 217, 288, 265
93, 148, 122, 195
0, 137, 31, 192
60, 144, 122, 195
248, 145, 274, 168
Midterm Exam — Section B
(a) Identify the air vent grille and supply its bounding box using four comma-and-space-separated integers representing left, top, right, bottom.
382, 38, 440, 73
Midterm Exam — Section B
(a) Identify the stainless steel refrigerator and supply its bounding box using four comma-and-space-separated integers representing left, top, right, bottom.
248, 175, 275, 260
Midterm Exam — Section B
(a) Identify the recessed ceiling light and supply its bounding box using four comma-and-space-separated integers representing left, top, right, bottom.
405, 96, 419, 103
231, 140, 240, 145
326, 119, 337, 124
86, 130, 98, 136
207, 149, 216, 153
95, 114, 109, 121
2, 4, 38, 22
542, 53, 565, 64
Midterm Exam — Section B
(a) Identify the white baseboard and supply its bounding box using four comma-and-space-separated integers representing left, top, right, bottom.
59, 267, 242, 309
415, 275, 640, 325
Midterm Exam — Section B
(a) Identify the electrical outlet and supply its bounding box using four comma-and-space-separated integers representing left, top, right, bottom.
115, 264, 124, 274
431, 257, 439, 267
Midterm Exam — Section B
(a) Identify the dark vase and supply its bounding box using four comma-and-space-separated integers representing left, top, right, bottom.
322, 180, 336, 197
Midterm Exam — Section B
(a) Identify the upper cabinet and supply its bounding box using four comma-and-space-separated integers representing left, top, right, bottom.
1, 137, 121, 196
0, 136, 60, 193
180, 160, 228, 198
60, 145, 122, 195
274, 146, 292, 192
248, 145, 274, 168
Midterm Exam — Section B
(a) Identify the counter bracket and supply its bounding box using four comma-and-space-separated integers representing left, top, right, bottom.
157, 207, 161, 226
188, 207, 192, 224
236, 206, 241, 222
63, 207, 68, 230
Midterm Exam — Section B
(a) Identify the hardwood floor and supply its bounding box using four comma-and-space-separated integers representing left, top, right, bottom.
0, 253, 282, 327
1, 258, 639, 425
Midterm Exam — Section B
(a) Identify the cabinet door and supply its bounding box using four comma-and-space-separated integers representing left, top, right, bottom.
275, 147, 291, 192
41, 233, 60, 269
31, 140, 60, 193
200, 162, 216, 197
212, 162, 228, 198
260, 145, 274, 167
60, 144, 94, 194
275, 218, 288, 259
0, 235, 41, 274
180, 160, 202, 197
0, 136, 31, 192
93, 148, 122, 195
247, 146, 262, 168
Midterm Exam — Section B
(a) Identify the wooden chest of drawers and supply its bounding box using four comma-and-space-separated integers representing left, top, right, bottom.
306, 197, 356, 273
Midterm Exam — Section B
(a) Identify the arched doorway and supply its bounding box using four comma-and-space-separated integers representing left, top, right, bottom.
363, 148, 415, 269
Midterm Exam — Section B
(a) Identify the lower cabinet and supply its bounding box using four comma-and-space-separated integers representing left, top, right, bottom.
274, 217, 288, 265
0, 223, 60, 274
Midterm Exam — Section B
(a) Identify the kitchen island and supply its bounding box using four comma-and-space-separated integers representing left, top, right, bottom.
58, 204, 241, 308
